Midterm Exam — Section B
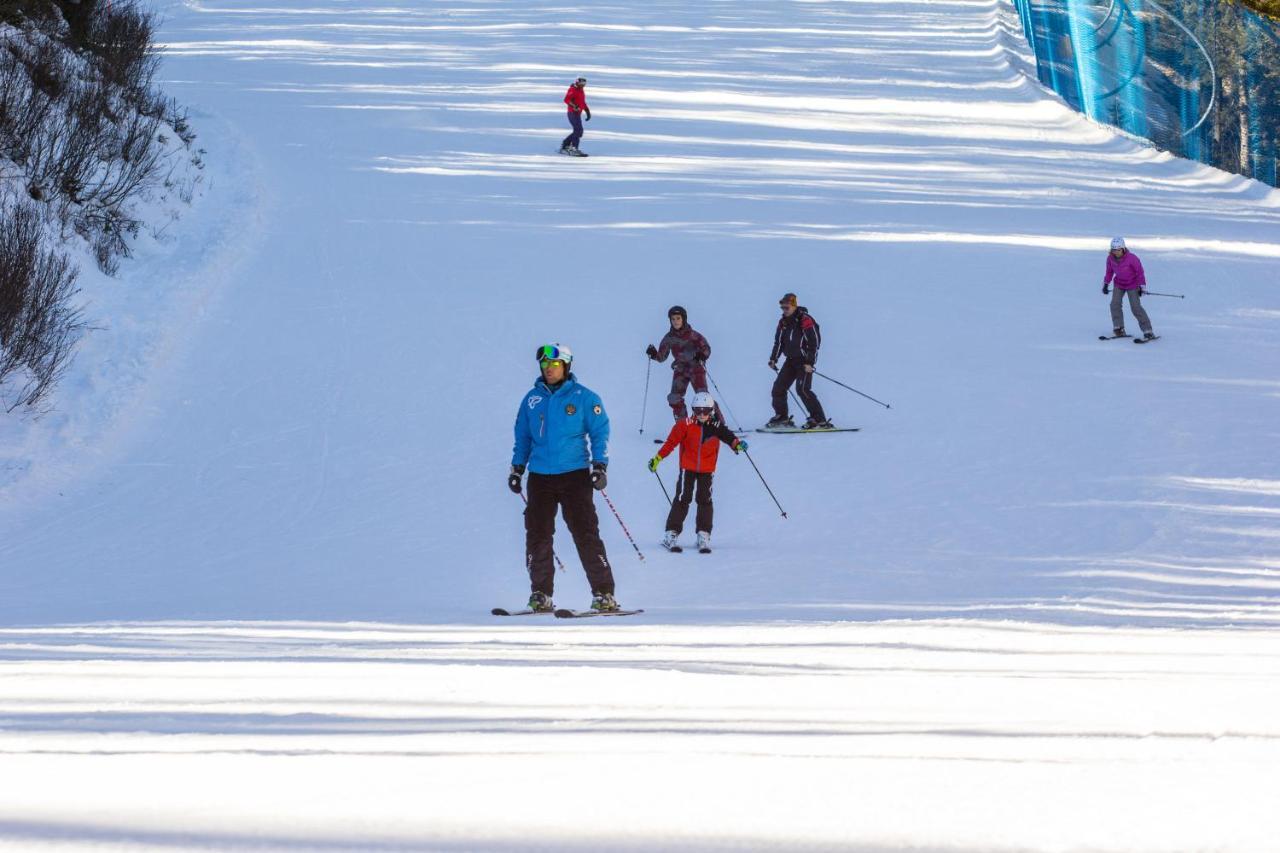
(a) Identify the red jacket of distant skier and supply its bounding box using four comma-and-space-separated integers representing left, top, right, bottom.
564, 85, 588, 113
657, 417, 742, 473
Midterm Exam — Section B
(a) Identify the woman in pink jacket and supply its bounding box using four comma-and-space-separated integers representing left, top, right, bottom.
1102, 237, 1155, 340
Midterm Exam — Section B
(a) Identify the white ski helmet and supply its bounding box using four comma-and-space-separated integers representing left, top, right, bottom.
1110, 236, 1126, 250
535, 342, 572, 366
691, 391, 715, 412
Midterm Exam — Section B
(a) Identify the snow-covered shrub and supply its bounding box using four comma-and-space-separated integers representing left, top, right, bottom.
0, 0, 199, 407
0, 195, 82, 410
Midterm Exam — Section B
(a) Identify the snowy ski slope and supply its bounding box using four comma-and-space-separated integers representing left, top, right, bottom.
1, 0, 1279, 849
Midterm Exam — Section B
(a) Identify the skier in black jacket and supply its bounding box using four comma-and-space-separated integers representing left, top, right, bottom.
766, 293, 830, 429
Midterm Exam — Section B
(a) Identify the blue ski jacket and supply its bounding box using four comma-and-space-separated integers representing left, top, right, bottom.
512, 374, 610, 475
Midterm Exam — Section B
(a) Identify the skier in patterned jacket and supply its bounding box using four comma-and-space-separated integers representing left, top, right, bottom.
509, 343, 619, 613
648, 392, 746, 554
646, 305, 713, 421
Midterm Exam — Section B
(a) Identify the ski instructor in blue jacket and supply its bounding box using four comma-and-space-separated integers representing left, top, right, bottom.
509, 343, 619, 613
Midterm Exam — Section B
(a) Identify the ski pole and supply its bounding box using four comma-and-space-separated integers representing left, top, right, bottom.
639, 358, 653, 434
771, 365, 810, 419
520, 491, 565, 573
600, 490, 646, 561
1144, 291, 1185, 299
652, 469, 673, 507
742, 449, 787, 519
704, 368, 745, 433
813, 370, 891, 410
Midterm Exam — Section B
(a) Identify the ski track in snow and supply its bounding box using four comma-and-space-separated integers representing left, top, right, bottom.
1, 0, 1279, 849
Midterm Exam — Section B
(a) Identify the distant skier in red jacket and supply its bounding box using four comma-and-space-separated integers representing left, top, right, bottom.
559, 76, 590, 156
648, 392, 746, 554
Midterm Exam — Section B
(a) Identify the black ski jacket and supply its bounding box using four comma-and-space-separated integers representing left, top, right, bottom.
770, 307, 821, 366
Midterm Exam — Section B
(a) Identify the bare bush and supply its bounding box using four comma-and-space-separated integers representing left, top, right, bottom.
87, 0, 159, 102
0, 197, 83, 409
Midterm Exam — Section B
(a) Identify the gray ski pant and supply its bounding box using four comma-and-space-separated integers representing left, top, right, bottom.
1110, 288, 1153, 334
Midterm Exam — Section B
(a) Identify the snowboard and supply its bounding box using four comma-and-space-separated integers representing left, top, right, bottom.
554, 608, 644, 619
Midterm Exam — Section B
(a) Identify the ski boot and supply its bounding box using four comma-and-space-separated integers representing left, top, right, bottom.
662, 530, 682, 553
591, 592, 620, 612
1114, 327, 1126, 337
527, 591, 554, 613
1142, 331, 1156, 341
566, 146, 588, 158
765, 414, 794, 429
802, 418, 834, 430
696, 532, 711, 554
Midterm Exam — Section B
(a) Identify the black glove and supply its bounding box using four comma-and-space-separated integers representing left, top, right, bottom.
590, 462, 607, 491
646, 344, 658, 359
1102, 285, 1110, 295
1139, 288, 1147, 296
694, 356, 705, 366
508, 464, 525, 494
584, 110, 591, 121
768, 360, 777, 371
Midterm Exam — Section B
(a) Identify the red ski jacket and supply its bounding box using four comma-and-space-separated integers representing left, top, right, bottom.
564, 85, 588, 113
657, 417, 742, 473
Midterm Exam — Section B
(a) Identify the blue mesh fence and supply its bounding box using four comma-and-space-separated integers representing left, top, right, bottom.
1010, 0, 1280, 187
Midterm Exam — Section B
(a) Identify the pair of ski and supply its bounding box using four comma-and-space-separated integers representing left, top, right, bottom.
492, 606, 643, 618
756, 425, 859, 434
1099, 333, 1161, 344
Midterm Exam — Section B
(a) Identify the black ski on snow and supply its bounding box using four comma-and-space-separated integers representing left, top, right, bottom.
756, 426, 860, 434
554, 608, 644, 619
1099, 333, 1132, 340
491, 607, 556, 617
1133, 335, 1161, 344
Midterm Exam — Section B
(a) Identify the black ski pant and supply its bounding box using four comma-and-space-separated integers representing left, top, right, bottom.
665, 470, 714, 535
525, 469, 615, 597
771, 359, 826, 422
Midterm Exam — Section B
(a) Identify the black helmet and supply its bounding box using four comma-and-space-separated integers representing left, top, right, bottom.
668, 305, 687, 324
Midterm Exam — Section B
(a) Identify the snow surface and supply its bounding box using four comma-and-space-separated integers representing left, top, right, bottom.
2, 0, 1279, 849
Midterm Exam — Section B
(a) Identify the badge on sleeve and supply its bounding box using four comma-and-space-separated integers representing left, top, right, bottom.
593, 404, 602, 415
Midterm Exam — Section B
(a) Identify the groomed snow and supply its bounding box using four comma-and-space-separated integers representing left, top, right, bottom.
1, 0, 1279, 849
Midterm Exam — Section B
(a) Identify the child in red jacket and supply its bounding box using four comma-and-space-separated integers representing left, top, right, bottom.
648, 392, 746, 553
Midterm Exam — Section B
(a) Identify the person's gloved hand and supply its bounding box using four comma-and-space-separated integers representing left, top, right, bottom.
803, 364, 814, 374
646, 344, 658, 359
733, 440, 748, 454
591, 462, 607, 490
584, 110, 591, 121
768, 360, 777, 371
1139, 288, 1147, 296
647, 455, 662, 472
1102, 284, 1110, 295
508, 464, 525, 494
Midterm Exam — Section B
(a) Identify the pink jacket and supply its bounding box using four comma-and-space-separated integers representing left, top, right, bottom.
1104, 251, 1146, 290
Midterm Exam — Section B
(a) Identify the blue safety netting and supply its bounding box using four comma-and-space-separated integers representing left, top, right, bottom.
1011, 0, 1280, 187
